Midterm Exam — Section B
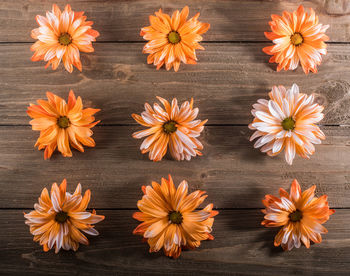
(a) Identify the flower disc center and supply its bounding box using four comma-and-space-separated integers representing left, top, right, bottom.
168, 31, 181, 44
58, 33, 72, 46
282, 117, 295, 131
57, 116, 70, 129
169, 211, 183, 224
55, 211, 68, 223
289, 209, 303, 222
163, 121, 177, 134
290, 32, 303, 46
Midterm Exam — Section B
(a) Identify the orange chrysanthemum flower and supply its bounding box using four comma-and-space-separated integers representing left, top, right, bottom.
140, 6, 210, 71
133, 175, 218, 258
263, 5, 329, 74
262, 179, 334, 251
31, 4, 99, 72
27, 90, 100, 159
132, 97, 207, 161
24, 179, 105, 253
249, 84, 325, 165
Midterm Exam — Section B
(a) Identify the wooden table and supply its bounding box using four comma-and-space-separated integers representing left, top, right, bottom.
1, 0, 350, 275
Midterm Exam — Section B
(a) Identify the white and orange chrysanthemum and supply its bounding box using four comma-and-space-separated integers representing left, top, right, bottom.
27, 90, 100, 159
133, 175, 218, 258
24, 179, 105, 253
132, 97, 207, 161
263, 5, 329, 74
262, 179, 334, 251
140, 6, 210, 71
249, 84, 325, 165
31, 4, 99, 72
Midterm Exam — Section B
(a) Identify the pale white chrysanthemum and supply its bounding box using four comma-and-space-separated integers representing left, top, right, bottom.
249, 84, 325, 165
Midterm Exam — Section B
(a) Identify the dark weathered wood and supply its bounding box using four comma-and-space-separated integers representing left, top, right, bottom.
1, 0, 350, 274
0, 125, 349, 209
1, 209, 349, 275
1, 43, 350, 125
1, 0, 350, 43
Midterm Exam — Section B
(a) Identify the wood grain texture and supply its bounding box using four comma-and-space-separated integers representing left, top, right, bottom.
2, 0, 350, 274
1, 43, 350, 126
1, 0, 350, 42
1, 125, 349, 209
1, 209, 349, 276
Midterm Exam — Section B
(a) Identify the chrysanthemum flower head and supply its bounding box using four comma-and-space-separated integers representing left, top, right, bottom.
263, 5, 329, 74
140, 6, 210, 71
24, 179, 105, 253
31, 4, 99, 72
262, 179, 334, 251
133, 175, 218, 258
249, 84, 325, 165
27, 90, 100, 159
132, 97, 207, 161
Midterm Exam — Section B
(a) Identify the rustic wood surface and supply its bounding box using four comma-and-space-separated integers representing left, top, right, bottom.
1, 0, 350, 275
2, 43, 350, 126
2, 0, 350, 42
1, 126, 350, 209
1, 210, 350, 276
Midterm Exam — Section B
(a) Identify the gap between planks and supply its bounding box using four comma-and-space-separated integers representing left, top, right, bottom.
1, 41, 350, 44
0, 124, 348, 127
1, 207, 349, 210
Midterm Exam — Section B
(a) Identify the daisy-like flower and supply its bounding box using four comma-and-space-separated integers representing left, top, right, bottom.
263, 5, 329, 74
133, 175, 218, 258
262, 179, 334, 251
27, 90, 100, 159
249, 83, 325, 165
31, 4, 99, 73
132, 97, 207, 161
140, 6, 210, 72
24, 179, 105, 253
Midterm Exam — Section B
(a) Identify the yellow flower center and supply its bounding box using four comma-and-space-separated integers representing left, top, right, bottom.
55, 211, 68, 223
163, 121, 177, 134
289, 209, 303, 222
282, 117, 295, 131
168, 31, 181, 44
169, 211, 183, 224
57, 116, 70, 129
290, 32, 303, 46
58, 33, 72, 46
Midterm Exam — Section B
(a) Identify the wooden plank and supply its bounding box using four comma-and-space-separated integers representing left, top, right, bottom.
1, 209, 349, 275
2, 0, 349, 274
1, 43, 350, 126
1, 125, 349, 209
1, 0, 350, 43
